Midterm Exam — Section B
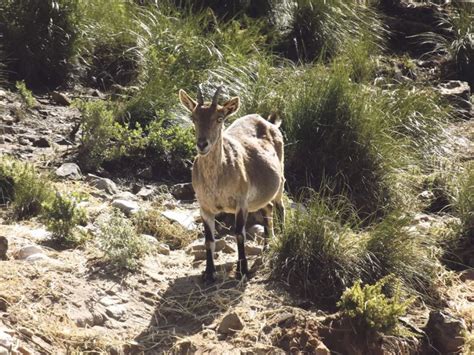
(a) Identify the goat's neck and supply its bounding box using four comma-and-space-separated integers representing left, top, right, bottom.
199, 129, 225, 176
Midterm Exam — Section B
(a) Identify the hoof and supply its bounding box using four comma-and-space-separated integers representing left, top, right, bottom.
236, 259, 249, 279
202, 270, 216, 284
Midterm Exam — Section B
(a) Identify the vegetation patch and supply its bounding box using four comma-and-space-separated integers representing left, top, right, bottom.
338, 275, 414, 334
96, 209, 148, 270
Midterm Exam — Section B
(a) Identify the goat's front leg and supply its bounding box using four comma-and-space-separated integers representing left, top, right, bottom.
235, 207, 249, 277
201, 209, 216, 283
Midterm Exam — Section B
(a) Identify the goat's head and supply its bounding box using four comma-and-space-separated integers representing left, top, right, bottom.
179, 86, 240, 156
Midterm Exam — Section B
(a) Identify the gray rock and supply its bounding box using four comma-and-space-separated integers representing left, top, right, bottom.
113, 191, 138, 201
157, 243, 170, 256
247, 224, 265, 239
51, 91, 71, 106
161, 209, 198, 230
18, 245, 44, 260
438, 81, 472, 116
218, 312, 244, 334
32, 137, 51, 148
171, 182, 195, 200
245, 244, 263, 256
112, 199, 139, 216
25, 253, 49, 262
56, 163, 82, 180
106, 304, 127, 321
426, 310, 467, 354
136, 186, 155, 200
99, 296, 121, 307
0, 237, 7, 260
87, 174, 118, 195
0, 125, 16, 135
0, 346, 8, 355
0, 330, 12, 350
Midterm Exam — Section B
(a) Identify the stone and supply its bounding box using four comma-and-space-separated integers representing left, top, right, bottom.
426, 310, 467, 354
106, 304, 127, 321
136, 186, 155, 200
0, 347, 7, 355
0, 237, 7, 260
56, 163, 82, 180
245, 245, 263, 256
141, 235, 170, 255
315, 341, 330, 355
0, 330, 12, 350
247, 224, 265, 239
113, 191, 138, 201
170, 182, 195, 200
112, 199, 139, 216
460, 269, 474, 282
438, 81, 472, 116
218, 312, 244, 334
87, 174, 118, 195
99, 296, 122, 307
17, 245, 44, 260
0, 125, 16, 135
32, 137, 51, 148
68, 308, 95, 328
161, 209, 198, 230
25, 253, 49, 262
51, 91, 72, 106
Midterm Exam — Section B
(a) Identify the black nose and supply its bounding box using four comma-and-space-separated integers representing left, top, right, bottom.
197, 139, 208, 151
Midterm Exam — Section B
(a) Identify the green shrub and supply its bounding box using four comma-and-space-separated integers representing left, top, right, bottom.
96, 209, 148, 270
271, 190, 367, 307
0, 157, 53, 220
0, 0, 80, 87
133, 208, 194, 249
283, 66, 391, 217
365, 213, 443, 302
454, 163, 474, 238
42, 192, 87, 246
15, 81, 36, 108
338, 275, 414, 334
277, 0, 384, 63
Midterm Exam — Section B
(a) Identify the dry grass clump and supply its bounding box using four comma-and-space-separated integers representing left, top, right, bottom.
133, 209, 195, 250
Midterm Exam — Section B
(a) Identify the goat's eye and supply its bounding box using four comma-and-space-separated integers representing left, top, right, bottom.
217, 116, 224, 123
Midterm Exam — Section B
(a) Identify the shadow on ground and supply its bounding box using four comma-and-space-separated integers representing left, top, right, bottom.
134, 272, 247, 353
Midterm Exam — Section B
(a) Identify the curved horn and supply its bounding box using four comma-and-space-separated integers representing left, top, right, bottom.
197, 84, 204, 106
211, 85, 223, 107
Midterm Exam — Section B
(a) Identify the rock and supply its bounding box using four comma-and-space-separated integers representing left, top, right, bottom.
315, 341, 330, 355
68, 309, 95, 328
245, 245, 263, 256
171, 183, 195, 200
218, 312, 244, 334
112, 199, 139, 215
157, 243, 170, 256
0, 347, 8, 355
161, 209, 198, 230
29, 228, 51, 240
0, 237, 7, 260
113, 191, 138, 201
247, 224, 265, 239
216, 261, 235, 273
460, 269, 474, 282
438, 81, 472, 116
0, 330, 12, 351
426, 310, 467, 354
141, 235, 170, 255
106, 304, 127, 321
32, 137, 51, 148
0, 125, 16, 135
87, 174, 118, 195
99, 296, 122, 307
25, 253, 49, 262
174, 339, 198, 354
17, 245, 44, 260
136, 186, 155, 200
51, 91, 71, 106
55, 163, 82, 180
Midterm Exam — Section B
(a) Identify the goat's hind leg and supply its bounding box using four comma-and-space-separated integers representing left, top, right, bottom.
260, 203, 275, 250
201, 209, 216, 283
235, 207, 249, 278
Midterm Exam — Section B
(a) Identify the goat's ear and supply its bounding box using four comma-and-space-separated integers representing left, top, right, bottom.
222, 97, 240, 117
179, 89, 197, 112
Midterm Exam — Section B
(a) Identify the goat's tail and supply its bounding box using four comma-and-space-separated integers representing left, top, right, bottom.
267, 112, 282, 127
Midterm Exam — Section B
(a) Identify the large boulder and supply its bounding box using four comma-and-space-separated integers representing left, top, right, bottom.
426, 310, 467, 354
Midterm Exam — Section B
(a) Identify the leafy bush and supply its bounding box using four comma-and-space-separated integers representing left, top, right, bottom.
282, 66, 391, 217
338, 275, 414, 334
96, 209, 148, 270
277, 0, 384, 63
0, 0, 80, 87
15, 81, 36, 108
133, 208, 195, 249
271, 190, 367, 307
0, 157, 53, 220
42, 192, 87, 246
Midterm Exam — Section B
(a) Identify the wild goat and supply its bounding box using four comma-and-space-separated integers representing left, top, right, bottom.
179, 86, 285, 282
